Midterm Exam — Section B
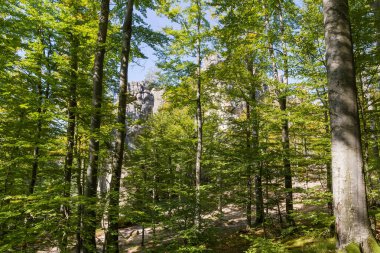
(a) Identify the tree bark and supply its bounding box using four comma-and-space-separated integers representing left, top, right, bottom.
194, 0, 203, 230
323, 0, 379, 251
83, 0, 110, 251
104, 1, 134, 251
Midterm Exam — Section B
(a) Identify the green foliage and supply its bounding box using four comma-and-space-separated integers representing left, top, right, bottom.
177, 244, 209, 252
368, 237, 380, 253
343, 243, 361, 253
244, 237, 289, 253
1, 0, 379, 251
287, 237, 336, 253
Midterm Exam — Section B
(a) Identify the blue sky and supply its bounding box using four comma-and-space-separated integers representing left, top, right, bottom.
129, 9, 169, 81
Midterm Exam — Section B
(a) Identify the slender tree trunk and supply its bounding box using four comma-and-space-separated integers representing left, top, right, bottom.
372, 0, 380, 182
29, 60, 43, 194
323, 0, 379, 251
83, 0, 110, 251
245, 102, 252, 228
168, 156, 174, 217
279, 9, 294, 226
247, 60, 265, 225
324, 110, 333, 215
141, 225, 145, 247
372, 121, 380, 181
279, 93, 294, 226
375, 0, 380, 53
358, 76, 377, 193
76, 137, 84, 253
254, 167, 264, 224
30, 113, 41, 194
217, 170, 223, 215
104, 1, 134, 252
269, 38, 294, 226
194, 0, 203, 230
61, 33, 79, 250
29, 30, 53, 195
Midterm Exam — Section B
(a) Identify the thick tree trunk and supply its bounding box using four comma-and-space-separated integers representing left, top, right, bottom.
105, 2, 134, 251
323, 0, 379, 251
194, 0, 203, 230
83, 0, 110, 251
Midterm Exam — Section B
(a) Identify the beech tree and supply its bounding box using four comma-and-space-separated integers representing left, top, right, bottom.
323, 0, 380, 251
83, 0, 110, 251
159, 0, 210, 230
104, 0, 134, 252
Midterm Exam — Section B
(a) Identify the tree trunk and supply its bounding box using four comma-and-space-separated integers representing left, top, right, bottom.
279, 93, 294, 226
29, 117, 41, 194
83, 0, 110, 251
29, 46, 44, 195
372, 121, 380, 182
324, 110, 333, 215
372, 0, 380, 183
104, 1, 134, 252
245, 102, 252, 228
254, 166, 264, 224
375, 0, 380, 53
76, 137, 84, 253
61, 33, 79, 250
194, 0, 203, 230
247, 60, 264, 225
323, 0, 379, 251
279, 9, 294, 227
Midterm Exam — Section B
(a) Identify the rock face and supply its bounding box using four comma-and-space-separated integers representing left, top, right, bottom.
126, 81, 164, 149
126, 82, 155, 120
98, 81, 164, 195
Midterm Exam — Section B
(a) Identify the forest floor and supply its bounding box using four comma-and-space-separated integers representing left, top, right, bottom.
104, 182, 326, 252
38, 203, 380, 253
39, 180, 380, 252
93, 204, 250, 252
94, 203, 334, 253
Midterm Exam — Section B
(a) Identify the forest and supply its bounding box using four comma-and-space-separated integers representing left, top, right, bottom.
1, 0, 380, 252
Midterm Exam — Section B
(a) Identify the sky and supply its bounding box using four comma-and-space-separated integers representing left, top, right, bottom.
128, 9, 169, 82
